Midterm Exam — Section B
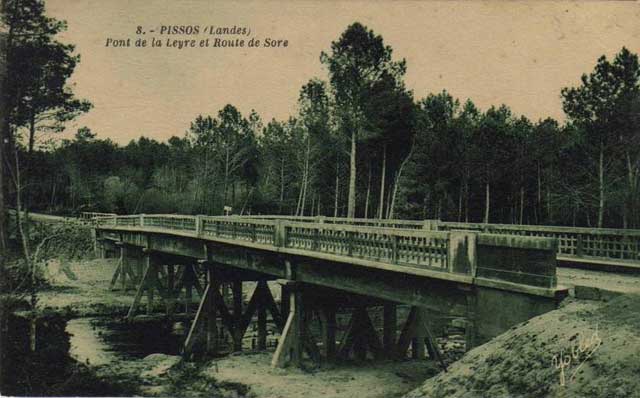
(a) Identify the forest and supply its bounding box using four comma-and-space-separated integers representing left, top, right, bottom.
2, 0, 640, 233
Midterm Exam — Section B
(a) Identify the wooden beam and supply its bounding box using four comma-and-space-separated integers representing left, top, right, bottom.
109, 258, 122, 291
257, 281, 268, 350
206, 267, 219, 354
232, 280, 243, 351
126, 257, 152, 318
383, 302, 397, 357
271, 287, 303, 368
183, 283, 211, 356
262, 283, 284, 331
319, 306, 336, 361
396, 306, 418, 358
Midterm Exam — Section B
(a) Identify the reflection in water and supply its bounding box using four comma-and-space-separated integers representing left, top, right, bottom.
66, 317, 184, 366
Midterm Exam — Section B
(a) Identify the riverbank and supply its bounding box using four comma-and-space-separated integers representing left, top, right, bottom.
2, 256, 445, 397
405, 293, 640, 398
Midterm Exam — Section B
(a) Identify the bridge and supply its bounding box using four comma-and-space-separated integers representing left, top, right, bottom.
9, 210, 640, 367
90, 213, 579, 368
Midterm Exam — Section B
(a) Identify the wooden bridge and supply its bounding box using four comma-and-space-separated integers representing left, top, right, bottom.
10, 210, 639, 367
91, 213, 579, 368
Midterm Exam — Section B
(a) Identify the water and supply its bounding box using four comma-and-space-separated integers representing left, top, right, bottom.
67, 317, 185, 366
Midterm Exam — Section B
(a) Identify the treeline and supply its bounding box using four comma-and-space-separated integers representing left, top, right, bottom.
6, 18, 640, 229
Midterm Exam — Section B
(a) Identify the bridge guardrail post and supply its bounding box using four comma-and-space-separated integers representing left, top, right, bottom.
447, 230, 477, 276
139, 214, 145, 227
274, 221, 286, 247
575, 234, 584, 257
422, 219, 440, 231
195, 215, 203, 236
391, 234, 398, 264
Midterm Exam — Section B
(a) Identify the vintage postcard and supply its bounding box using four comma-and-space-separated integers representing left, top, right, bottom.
1, 1, 639, 397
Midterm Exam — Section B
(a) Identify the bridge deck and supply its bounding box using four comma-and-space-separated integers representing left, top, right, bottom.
93, 213, 568, 298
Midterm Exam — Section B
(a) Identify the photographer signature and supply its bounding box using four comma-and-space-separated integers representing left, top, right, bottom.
551, 325, 602, 386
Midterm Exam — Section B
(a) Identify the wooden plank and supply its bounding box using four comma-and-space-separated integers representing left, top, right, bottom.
396, 306, 418, 358
271, 288, 302, 368
262, 284, 284, 331
126, 260, 151, 318
271, 310, 296, 368
237, 283, 261, 345
422, 317, 448, 371
109, 259, 122, 291
206, 268, 219, 354
183, 283, 211, 355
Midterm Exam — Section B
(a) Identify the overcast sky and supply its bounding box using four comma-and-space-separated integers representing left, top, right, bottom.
46, 0, 640, 145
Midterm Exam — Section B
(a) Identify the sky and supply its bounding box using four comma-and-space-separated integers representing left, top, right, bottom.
45, 0, 640, 145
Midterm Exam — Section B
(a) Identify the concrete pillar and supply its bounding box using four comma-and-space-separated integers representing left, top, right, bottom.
422, 220, 440, 231
447, 231, 477, 275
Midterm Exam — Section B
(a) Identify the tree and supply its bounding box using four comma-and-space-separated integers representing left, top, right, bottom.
470, 105, 514, 223
561, 47, 640, 228
3, 0, 91, 151
0, 32, 8, 255
187, 105, 259, 214
296, 78, 332, 216
321, 22, 407, 218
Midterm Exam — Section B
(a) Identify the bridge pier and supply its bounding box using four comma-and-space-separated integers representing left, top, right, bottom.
109, 243, 141, 291
270, 285, 446, 369
183, 264, 283, 359
126, 251, 206, 317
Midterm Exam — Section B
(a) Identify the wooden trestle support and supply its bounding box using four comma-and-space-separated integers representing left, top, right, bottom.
116, 249, 447, 369
125, 250, 208, 317
180, 274, 448, 370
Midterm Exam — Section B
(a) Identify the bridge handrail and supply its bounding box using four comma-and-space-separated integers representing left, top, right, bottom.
238, 214, 640, 235
237, 215, 427, 228
79, 211, 117, 220
95, 213, 562, 289
439, 221, 640, 237
237, 215, 640, 262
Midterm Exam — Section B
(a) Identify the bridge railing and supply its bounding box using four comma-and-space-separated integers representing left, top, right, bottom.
79, 212, 117, 222
198, 217, 449, 269
241, 215, 427, 229
284, 222, 450, 269
201, 216, 277, 245
438, 222, 640, 262
240, 215, 640, 263
95, 214, 561, 288
144, 214, 198, 231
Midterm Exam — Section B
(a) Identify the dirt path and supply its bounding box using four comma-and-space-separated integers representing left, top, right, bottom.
558, 267, 640, 295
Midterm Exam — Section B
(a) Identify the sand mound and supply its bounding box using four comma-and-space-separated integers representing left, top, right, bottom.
405, 295, 640, 398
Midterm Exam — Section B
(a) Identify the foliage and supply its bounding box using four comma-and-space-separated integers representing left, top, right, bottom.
4, 11, 639, 228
